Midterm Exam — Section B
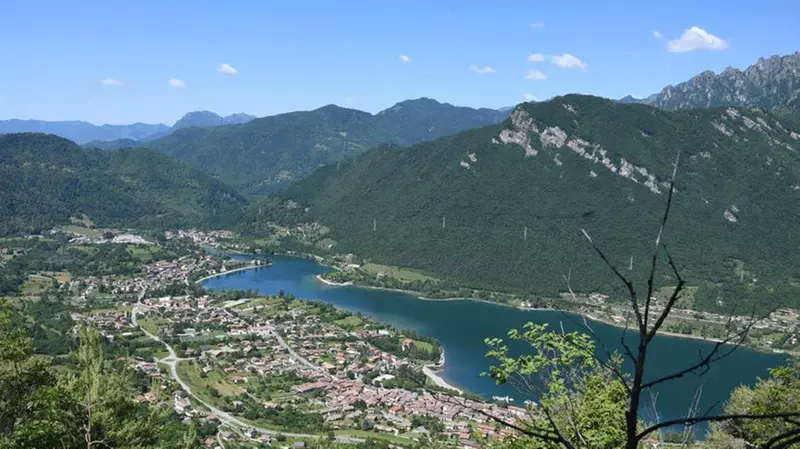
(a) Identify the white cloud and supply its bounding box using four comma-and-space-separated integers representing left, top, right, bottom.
344, 96, 354, 104
527, 53, 545, 63
100, 77, 122, 86
470, 64, 495, 74
399, 55, 410, 63
217, 63, 238, 75
522, 93, 537, 101
525, 69, 547, 80
168, 78, 185, 88
551, 53, 587, 71
667, 26, 728, 53
652, 30, 663, 39
529, 21, 545, 29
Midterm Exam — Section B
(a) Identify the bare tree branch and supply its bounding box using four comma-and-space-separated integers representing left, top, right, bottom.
637, 412, 800, 440
643, 152, 680, 332
764, 428, 800, 449
640, 314, 756, 390
580, 228, 643, 330
646, 244, 685, 341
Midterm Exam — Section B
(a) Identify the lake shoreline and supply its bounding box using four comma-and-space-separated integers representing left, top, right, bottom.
204, 252, 793, 356
194, 264, 265, 284
310, 270, 794, 355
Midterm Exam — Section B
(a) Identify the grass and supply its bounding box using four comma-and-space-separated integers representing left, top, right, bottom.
361, 263, 436, 282
127, 245, 156, 262
412, 340, 434, 352
21, 275, 55, 295
335, 429, 416, 445
177, 360, 244, 401
334, 315, 363, 328
138, 316, 169, 335
58, 225, 102, 239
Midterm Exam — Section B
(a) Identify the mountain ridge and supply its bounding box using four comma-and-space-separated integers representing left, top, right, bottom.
620, 52, 800, 116
146, 98, 509, 193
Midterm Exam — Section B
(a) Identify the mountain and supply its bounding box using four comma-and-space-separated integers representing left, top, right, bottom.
83, 138, 139, 151
0, 120, 170, 145
172, 111, 256, 130
275, 95, 800, 313
628, 53, 800, 116
148, 98, 508, 193
0, 133, 246, 235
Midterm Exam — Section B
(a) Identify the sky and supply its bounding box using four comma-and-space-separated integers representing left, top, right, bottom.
1, 0, 798, 125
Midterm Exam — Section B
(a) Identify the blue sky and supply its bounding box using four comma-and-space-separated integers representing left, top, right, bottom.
1, 0, 798, 125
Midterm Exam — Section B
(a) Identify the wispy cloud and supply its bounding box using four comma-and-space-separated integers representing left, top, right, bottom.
344, 96, 354, 104
100, 77, 122, 86
168, 78, 185, 88
470, 64, 495, 74
217, 63, 238, 75
525, 69, 547, 80
399, 55, 410, 63
551, 53, 587, 71
667, 26, 728, 53
523, 93, 537, 101
652, 30, 663, 39
529, 21, 545, 29
527, 53, 545, 63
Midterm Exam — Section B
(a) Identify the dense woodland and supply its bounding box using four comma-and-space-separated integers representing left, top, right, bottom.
0, 133, 246, 235
274, 95, 800, 313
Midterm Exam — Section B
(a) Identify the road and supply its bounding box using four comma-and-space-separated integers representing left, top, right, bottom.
132, 290, 364, 443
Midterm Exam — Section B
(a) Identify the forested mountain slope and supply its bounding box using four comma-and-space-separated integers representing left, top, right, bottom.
147, 98, 508, 193
276, 95, 800, 312
0, 133, 246, 235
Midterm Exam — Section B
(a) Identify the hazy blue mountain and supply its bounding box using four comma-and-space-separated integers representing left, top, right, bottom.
0, 120, 170, 144
83, 138, 139, 151
172, 111, 256, 130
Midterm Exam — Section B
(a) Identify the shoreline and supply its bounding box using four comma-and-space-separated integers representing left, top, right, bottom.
422, 350, 463, 394
194, 264, 265, 284
202, 253, 795, 357
310, 270, 797, 356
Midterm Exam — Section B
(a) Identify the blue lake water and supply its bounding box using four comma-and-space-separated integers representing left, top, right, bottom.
203, 255, 786, 430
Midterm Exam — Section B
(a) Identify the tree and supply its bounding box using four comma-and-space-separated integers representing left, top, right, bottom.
484, 158, 800, 449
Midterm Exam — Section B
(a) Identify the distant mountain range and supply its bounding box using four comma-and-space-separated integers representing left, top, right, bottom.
0, 133, 245, 235
0, 111, 257, 145
146, 98, 509, 193
275, 94, 800, 313
619, 52, 800, 116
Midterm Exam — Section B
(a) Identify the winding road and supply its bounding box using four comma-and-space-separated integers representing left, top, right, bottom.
131, 291, 363, 442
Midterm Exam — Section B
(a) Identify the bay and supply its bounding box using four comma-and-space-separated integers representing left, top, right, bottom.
203, 255, 786, 429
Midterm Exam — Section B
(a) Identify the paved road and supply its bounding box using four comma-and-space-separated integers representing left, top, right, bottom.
132, 290, 364, 443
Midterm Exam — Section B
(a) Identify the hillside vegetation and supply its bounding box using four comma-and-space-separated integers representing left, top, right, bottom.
147, 98, 507, 193
0, 133, 246, 235
273, 95, 800, 313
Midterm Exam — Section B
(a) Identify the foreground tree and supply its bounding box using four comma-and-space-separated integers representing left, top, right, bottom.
483, 158, 800, 449
0, 304, 202, 448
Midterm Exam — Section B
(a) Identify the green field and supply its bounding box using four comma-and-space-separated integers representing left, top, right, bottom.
58, 225, 102, 239
21, 274, 55, 295
176, 360, 245, 404
334, 315, 363, 328
412, 340, 434, 352
361, 263, 437, 282
138, 316, 169, 335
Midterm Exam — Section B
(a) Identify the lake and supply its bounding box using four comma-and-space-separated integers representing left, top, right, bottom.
203, 255, 786, 428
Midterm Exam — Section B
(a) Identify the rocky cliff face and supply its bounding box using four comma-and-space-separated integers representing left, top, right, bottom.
627, 53, 800, 116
